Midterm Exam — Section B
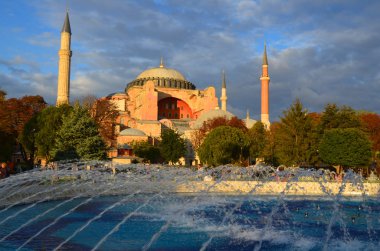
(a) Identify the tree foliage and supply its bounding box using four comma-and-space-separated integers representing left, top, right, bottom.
133, 141, 161, 163
20, 105, 72, 162
198, 126, 250, 166
319, 128, 372, 168
90, 99, 119, 147
247, 121, 267, 161
191, 116, 247, 151
52, 105, 107, 160
319, 104, 361, 131
159, 129, 186, 164
275, 100, 314, 166
360, 113, 380, 156
0, 95, 46, 163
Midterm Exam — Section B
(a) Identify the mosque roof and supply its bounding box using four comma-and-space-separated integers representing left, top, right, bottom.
193, 109, 235, 128
245, 118, 257, 129
136, 59, 186, 81
119, 128, 146, 136
126, 59, 196, 91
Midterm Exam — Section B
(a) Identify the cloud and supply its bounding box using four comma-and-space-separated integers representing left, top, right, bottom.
1, 0, 380, 121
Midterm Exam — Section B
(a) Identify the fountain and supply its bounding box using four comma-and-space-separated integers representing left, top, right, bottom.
0, 161, 379, 250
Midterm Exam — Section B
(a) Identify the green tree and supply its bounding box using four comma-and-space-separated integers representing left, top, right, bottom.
319, 104, 361, 131
275, 99, 314, 166
133, 141, 161, 163
19, 105, 72, 163
248, 121, 267, 161
159, 129, 186, 164
198, 126, 250, 166
319, 128, 372, 172
52, 105, 107, 160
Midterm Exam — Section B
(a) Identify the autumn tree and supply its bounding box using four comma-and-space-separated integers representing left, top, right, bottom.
90, 99, 119, 147
360, 113, 380, 158
198, 126, 250, 166
159, 129, 186, 164
191, 116, 247, 151
0, 95, 46, 163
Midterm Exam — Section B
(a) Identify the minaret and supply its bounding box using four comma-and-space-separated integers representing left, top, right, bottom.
56, 11, 72, 106
246, 109, 250, 124
220, 70, 228, 111
260, 43, 270, 128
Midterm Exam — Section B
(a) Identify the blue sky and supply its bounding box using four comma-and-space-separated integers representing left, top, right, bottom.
1, 0, 380, 121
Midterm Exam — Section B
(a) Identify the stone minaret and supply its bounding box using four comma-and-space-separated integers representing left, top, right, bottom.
220, 70, 228, 111
260, 43, 270, 128
56, 12, 72, 106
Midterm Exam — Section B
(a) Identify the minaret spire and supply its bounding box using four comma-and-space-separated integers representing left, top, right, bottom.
56, 11, 72, 106
220, 70, 228, 111
262, 42, 268, 65
260, 42, 270, 128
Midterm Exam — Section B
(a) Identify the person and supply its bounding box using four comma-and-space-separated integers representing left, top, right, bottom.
0, 162, 8, 179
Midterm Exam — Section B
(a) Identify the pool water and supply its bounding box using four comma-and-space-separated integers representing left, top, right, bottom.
0, 194, 379, 250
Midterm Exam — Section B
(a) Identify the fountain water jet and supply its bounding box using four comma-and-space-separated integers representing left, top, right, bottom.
0, 161, 378, 250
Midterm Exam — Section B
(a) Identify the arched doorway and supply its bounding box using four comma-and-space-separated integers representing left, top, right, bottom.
158, 97, 193, 120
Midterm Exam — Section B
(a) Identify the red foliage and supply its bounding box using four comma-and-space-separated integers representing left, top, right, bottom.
90, 99, 119, 147
199, 116, 246, 136
360, 113, 380, 152
0, 95, 46, 136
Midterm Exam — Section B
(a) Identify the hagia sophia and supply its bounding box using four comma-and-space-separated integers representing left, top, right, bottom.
56, 12, 271, 165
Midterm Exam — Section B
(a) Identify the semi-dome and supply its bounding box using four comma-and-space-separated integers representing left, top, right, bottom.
119, 128, 146, 136
193, 109, 235, 129
125, 59, 196, 91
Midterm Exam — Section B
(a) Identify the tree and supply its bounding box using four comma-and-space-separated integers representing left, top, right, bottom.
198, 126, 250, 166
319, 128, 372, 172
275, 99, 314, 166
52, 105, 107, 160
90, 99, 119, 147
191, 116, 247, 151
247, 121, 267, 162
319, 104, 361, 131
19, 105, 72, 162
261, 122, 280, 166
159, 129, 186, 164
360, 113, 380, 158
0, 95, 46, 163
133, 141, 161, 163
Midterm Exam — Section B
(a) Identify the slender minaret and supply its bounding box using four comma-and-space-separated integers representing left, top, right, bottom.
56, 11, 72, 106
220, 70, 228, 111
260, 43, 270, 128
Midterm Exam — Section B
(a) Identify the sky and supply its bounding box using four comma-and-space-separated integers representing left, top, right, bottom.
1, 0, 380, 121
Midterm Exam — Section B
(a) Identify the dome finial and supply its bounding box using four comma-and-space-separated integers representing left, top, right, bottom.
160, 57, 164, 68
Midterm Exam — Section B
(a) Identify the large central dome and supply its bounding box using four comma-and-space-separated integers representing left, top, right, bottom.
136, 63, 186, 81
125, 59, 196, 91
